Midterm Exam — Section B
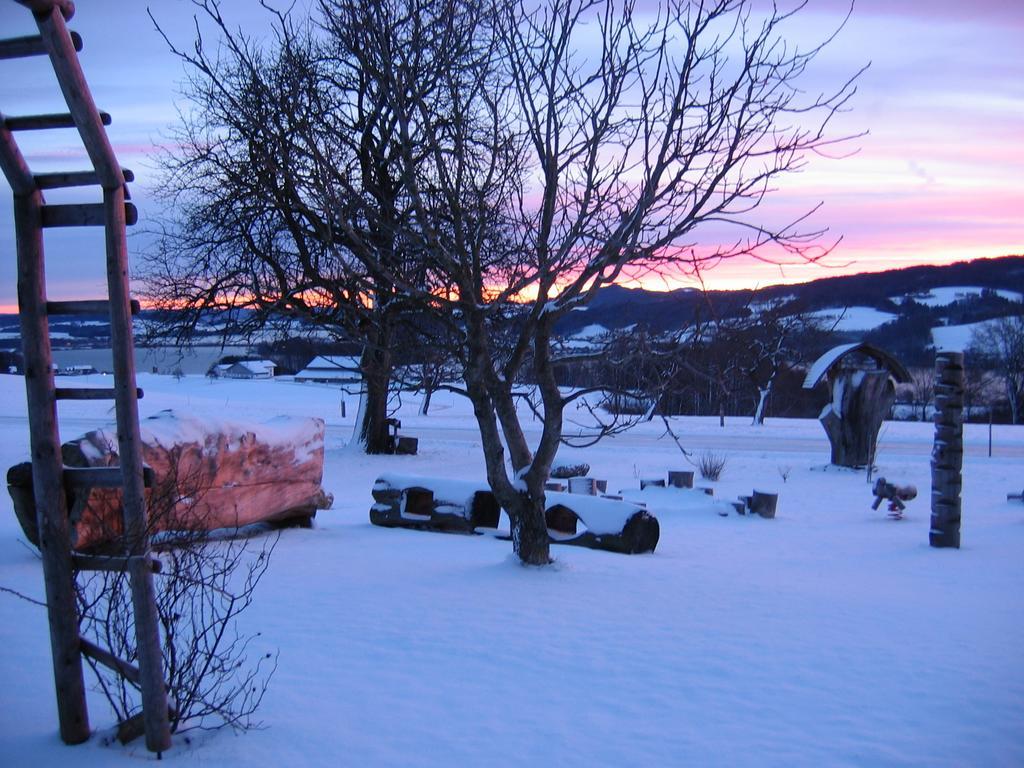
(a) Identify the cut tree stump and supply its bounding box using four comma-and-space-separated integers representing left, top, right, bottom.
749, 490, 778, 519
7, 410, 332, 551
568, 477, 598, 495
667, 470, 694, 488
395, 436, 419, 455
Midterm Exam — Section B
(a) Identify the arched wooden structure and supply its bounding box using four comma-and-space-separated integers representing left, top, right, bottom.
803, 342, 911, 468
1, 0, 170, 753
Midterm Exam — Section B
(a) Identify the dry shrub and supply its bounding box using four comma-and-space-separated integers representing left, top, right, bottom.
697, 451, 727, 481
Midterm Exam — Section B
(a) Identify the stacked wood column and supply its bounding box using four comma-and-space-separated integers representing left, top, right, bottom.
930, 352, 964, 548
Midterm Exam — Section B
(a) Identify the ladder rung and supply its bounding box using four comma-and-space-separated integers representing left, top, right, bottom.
46, 299, 141, 316
55, 387, 144, 401
34, 167, 134, 189
63, 465, 155, 490
0, 30, 82, 60
72, 553, 162, 574
4, 111, 111, 131
41, 202, 137, 228
79, 637, 141, 685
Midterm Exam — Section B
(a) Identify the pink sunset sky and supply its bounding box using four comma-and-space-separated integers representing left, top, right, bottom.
0, 0, 1022, 310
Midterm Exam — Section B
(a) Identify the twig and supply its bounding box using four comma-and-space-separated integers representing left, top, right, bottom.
0, 585, 47, 608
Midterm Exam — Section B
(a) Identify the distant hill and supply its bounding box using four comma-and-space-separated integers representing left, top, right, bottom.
554, 256, 1024, 364
2, 256, 1021, 367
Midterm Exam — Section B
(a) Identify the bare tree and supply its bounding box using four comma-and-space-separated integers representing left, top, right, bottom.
906, 367, 934, 421
151, 0, 858, 564
741, 302, 822, 425
344, 0, 862, 563
970, 313, 1024, 424
145, 1, 432, 452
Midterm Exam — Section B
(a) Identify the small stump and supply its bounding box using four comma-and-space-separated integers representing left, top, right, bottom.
568, 477, 598, 495
749, 490, 778, 519
667, 470, 694, 489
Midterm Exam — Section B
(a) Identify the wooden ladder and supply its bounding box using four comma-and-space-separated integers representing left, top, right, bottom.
1, 0, 171, 754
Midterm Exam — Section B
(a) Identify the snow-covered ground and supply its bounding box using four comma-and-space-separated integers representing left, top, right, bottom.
806, 306, 897, 332
1, 373, 1022, 767
932, 322, 988, 352
895, 286, 1023, 307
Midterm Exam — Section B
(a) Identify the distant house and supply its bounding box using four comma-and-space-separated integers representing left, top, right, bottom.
294, 355, 362, 385
222, 359, 276, 380
58, 364, 98, 376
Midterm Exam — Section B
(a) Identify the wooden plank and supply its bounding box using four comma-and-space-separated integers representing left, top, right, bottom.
0, 30, 81, 59
55, 387, 143, 401
72, 553, 162, 574
79, 637, 141, 686
63, 465, 155, 490
15, 189, 91, 744
41, 201, 137, 227
47, 298, 140, 315
5, 111, 111, 131
34, 167, 134, 189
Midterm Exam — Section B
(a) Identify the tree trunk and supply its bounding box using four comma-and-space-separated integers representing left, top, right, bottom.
508, 489, 551, 566
752, 385, 770, 425
1007, 379, 1020, 425
462, 310, 550, 565
358, 336, 393, 454
493, 381, 532, 473
420, 385, 433, 416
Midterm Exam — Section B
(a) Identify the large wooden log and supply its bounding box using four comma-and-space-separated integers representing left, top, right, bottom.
8, 411, 331, 551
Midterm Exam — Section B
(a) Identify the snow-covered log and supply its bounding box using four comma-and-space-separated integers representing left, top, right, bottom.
370, 474, 500, 533
370, 474, 659, 554
8, 410, 332, 551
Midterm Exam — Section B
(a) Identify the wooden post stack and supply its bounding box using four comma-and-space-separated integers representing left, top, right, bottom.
930, 351, 964, 549
1, 0, 170, 753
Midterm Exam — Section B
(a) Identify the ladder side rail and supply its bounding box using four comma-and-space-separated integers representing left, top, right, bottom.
3, 102, 90, 744
24, 5, 172, 752
14, 187, 91, 745
15, 0, 74, 19
103, 184, 172, 753
34, 5, 123, 188
0, 117, 37, 194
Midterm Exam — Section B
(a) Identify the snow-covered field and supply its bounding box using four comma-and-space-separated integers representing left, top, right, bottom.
1, 373, 1022, 767
807, 306, 897, 332
895, 286, 1023, 308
